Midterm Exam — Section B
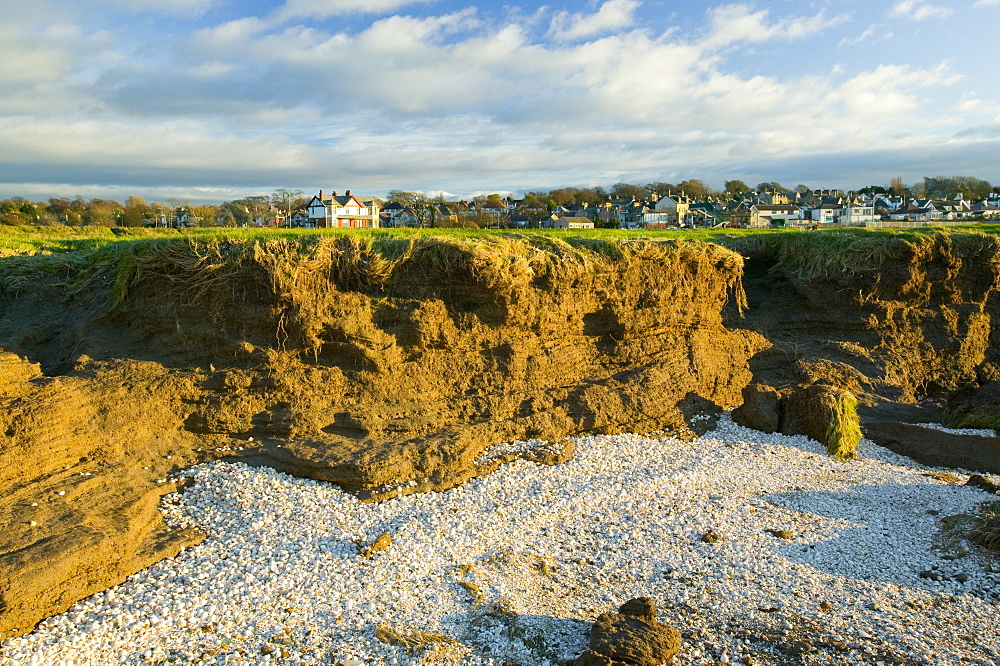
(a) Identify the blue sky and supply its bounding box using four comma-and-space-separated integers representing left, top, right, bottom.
1, 0, 999, 202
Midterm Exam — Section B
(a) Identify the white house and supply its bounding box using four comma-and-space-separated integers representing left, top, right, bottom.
651, 193, 691, 225
842, 200, 877, 226
751, 204, 800, 227
306, 190, 381, 228
542, 215, 594, 229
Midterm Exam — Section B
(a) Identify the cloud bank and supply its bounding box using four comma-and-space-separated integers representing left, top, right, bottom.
0, 0, 997, 201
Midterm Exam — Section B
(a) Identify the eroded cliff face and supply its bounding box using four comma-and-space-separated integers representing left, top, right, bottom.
0, 235, 764, 637
732, 232, 1000, 404
6, 229, 1000, 640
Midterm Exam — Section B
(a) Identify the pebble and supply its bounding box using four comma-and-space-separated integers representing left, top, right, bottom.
2, 415, 999, 665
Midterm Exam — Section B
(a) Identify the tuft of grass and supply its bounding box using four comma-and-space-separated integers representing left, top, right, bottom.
457, 580, 484, 607
823, 388, 862, 461
941, 501, 1000, 556
966, 501, 1000, 554
374, 623, 460, 653
945, 406, 1000, 432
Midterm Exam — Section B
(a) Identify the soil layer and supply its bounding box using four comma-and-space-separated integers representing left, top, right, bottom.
4, 229, 1000, 639
1, 235, 762, 637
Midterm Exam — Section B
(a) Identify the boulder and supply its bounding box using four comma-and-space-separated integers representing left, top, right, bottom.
782, 383, 861, 461
573, 597, 681, 666
732, 384, 781, 434
944, 382, 1000, 431
966, 474, 1000, 494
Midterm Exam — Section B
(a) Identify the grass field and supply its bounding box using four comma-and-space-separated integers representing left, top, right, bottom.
2, 223, 1000, 286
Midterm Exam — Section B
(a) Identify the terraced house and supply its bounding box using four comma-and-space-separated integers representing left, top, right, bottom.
305, 190, 381, 228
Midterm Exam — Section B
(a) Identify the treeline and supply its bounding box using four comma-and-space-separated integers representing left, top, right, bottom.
522, 175, 996, 206
0, 189, 308, 227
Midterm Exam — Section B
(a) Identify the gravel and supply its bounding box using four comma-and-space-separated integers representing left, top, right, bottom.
2, 415, 999, 665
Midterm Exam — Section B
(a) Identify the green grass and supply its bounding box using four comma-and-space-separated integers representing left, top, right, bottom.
3, 223, 1000, 292
944, 406, 1000, 432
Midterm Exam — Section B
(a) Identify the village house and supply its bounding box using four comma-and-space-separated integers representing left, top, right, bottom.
289, 208, 310, 227
641, 193, 693, 227
306, 190, 381, 228
542, 215, 594, 229
748, 203, 800, 228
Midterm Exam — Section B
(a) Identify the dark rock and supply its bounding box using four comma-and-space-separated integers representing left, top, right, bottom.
954, 573, 970, 583
732, 384, 781, 434
678, 392, 723, 436
701, 530, 724, 544
864, 422, 1000, 476
944, 382, 1000, 432
574, 597, 681, 666
965, 474, 1000, 494
767, 528, 795, 539
618, 597, 657, 622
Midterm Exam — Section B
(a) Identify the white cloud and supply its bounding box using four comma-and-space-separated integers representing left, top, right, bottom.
273, 0, 432, 21
549, 0, 642, 41
72, 0, 223, 17
838, 24, 888, 47
120, 0, 217, 15
973, 0, 1000, 6
888, 1, 954, 20
703, 4, 847, 48
0, 0, 994, 200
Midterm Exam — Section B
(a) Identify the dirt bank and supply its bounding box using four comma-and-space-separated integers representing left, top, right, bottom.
0, 234, 764, 638
729, 231, 1000, 400
5, 228, 1000, 640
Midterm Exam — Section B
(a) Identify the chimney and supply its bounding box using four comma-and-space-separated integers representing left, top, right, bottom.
319, 190, 323, 198
331, 191, 337, 197
346, 189, 352, 196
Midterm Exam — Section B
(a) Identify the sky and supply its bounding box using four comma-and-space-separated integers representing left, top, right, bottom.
1, 0, 1000, 203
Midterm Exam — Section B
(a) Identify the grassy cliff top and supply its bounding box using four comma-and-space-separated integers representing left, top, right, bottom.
2, 224, 1000, 287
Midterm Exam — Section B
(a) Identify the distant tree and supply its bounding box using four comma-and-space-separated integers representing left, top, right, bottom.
724, 180, 751, 198
644, 182, 675, 197
82, 198, 123, 227
924, 175, 993, 200
610, 182, 648, 201
167, 197, 193, 211
270, 188, 305, 219
48, 197, 86, 225
216, 208, 237, 227
0, 197, 40, 225
794, 184, 811, 194
120, 195, 150, 227
547, 188, 578, 205
756, 182, 789, 193
677, 179, 713, 201
191, 204, 221, 227
888, 177, 909, 198
386, 190, 428, 207
958, 176, 994, 200
520, 193, 545, 209
238, 195, 272, 224
149, 202, 173, 227
858, 185, 888, 197
573, 188, 605, 206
